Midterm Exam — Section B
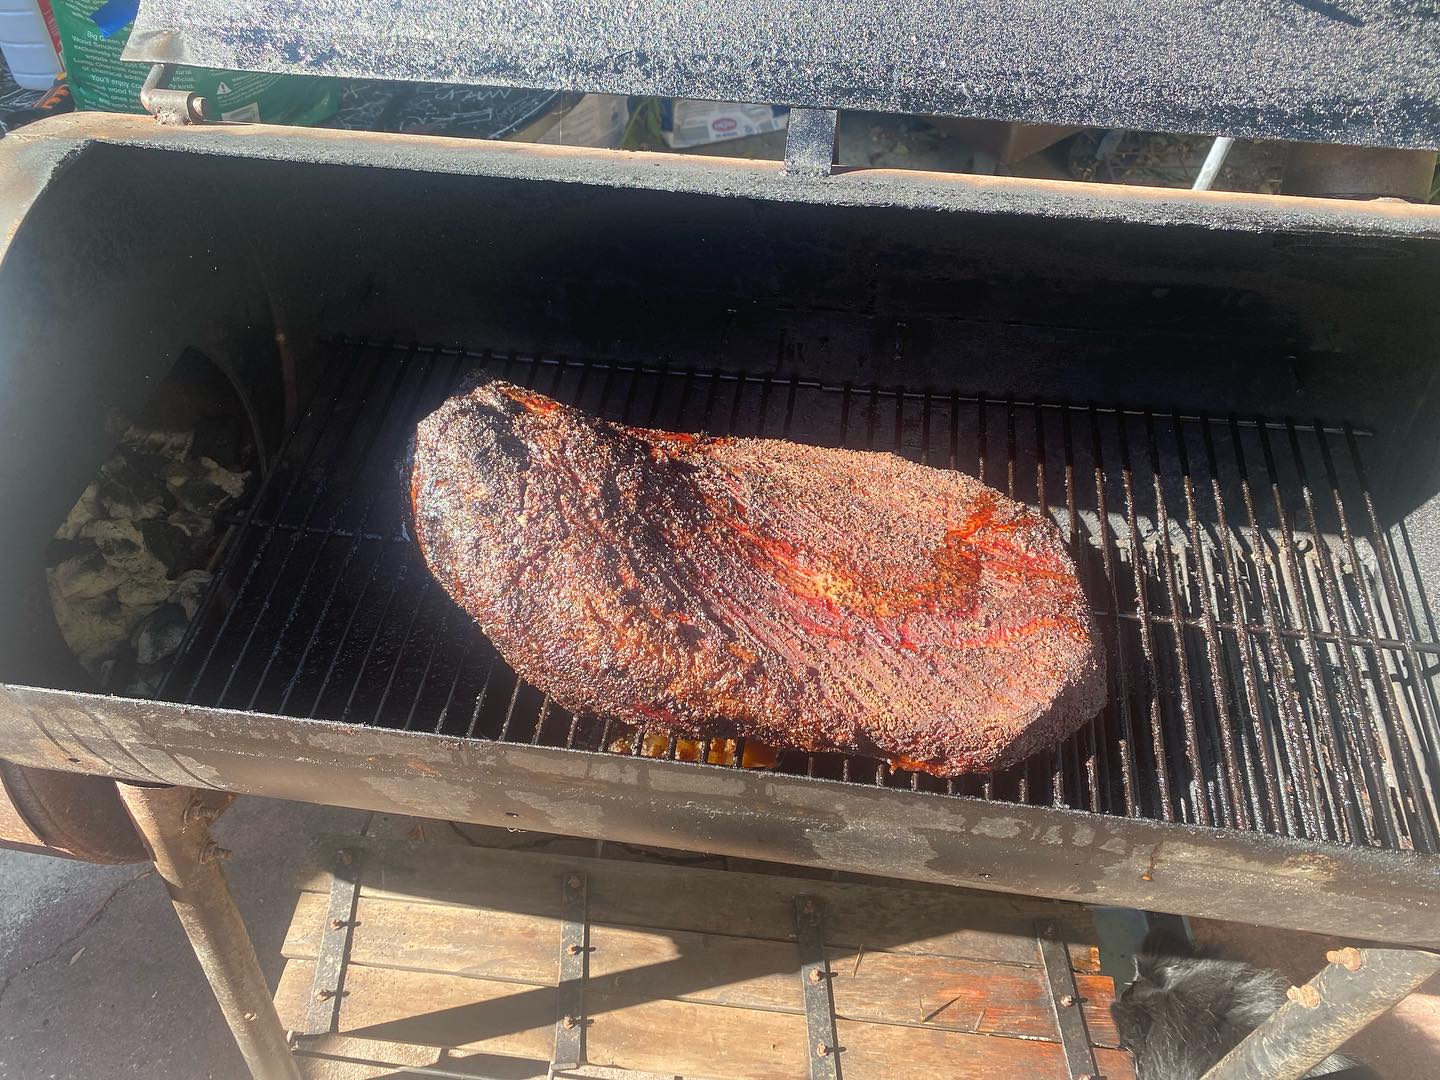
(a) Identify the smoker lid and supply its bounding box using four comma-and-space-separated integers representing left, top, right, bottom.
124, 0, 1440, 150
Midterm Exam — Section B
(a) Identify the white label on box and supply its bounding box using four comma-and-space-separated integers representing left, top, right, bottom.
662, 100, 789, 149
221, 101, 262, 123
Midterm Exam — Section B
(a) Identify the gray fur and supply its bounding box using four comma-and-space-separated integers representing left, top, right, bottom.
1111, 929, 1375, 1080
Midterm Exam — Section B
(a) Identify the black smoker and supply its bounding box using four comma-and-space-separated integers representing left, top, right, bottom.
1, 1, 1439, 1076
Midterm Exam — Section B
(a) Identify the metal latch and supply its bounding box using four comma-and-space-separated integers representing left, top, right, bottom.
140, 63, 216, 125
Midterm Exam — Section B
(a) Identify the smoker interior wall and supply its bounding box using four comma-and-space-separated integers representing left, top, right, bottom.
216, 147, 1440, 519
3, 135, 1440, 687
0, 139, 285, 687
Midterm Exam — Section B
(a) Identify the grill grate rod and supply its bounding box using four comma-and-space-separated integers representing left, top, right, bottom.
1117, 409, 1176, 821
1285, 420, 1385, 846
242, 348, 437, 714
1315, 426, 1414, 849
1061, 405, 1106, 812
1088, 405, 1141, 817
1173, 419, 1245, 829
158, 342, 355, 703
1146, 409, 1213, 826
1345, 427, 1440, 847
1257, 420, 1348, 842
332, 337, 1374, 437
278, 348, 466, 716
218, 350, 400, 708
1199, 418, 1284, 833
163, 339, 1440, 854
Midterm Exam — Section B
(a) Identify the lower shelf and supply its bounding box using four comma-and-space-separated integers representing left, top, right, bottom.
276, 823, 1134, 1079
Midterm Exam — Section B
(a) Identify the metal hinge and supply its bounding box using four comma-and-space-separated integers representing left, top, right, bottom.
783, 109, 839, 178
141, 63, 216, 125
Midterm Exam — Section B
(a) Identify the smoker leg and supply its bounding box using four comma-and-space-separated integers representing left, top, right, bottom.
1200, 946, 1440, 1080
117, 784, 301, 1080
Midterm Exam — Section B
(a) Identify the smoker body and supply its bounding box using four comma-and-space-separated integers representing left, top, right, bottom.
2, 114, 1440, 943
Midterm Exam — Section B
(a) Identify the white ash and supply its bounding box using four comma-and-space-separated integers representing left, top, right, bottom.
54, 482, 105, 542
169, 568, 213, 621
133, 604, 188, 666
47, 423, 250, 694
82, 520, 172, 592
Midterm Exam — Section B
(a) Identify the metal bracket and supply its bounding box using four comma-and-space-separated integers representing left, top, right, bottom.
140, 63, 216, 125
300, 846, 363, 1035
795, 895, 842, 1080
551, 871, 589, 1073
1035, 918, 1099, 1080
783, 108, 839, 178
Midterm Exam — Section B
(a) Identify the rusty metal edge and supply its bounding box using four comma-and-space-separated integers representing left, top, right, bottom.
0, 761, 147, 863
0, 684, 1436, 947
8, 113, 1440, 242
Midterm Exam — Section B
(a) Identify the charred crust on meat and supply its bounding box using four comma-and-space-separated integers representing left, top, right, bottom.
410, 378, 1106, 776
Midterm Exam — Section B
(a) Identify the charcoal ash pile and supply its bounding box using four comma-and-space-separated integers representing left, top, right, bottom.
47, 412, 252, 696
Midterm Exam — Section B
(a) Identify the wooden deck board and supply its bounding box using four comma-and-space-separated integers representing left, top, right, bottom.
294, 837, 1100, 970
281, 832, 1132, 1079
284, 894, 1121, 1046
281, 961, 1133, 1080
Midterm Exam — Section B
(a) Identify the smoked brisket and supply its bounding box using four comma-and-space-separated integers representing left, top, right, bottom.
410, 380, 1105, 776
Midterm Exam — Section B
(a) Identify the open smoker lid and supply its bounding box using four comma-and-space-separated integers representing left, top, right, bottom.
124, 0, 1440, 149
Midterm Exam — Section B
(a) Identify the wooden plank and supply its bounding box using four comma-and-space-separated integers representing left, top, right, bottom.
586, 927, 1122, 1048
276, 960, 556, 1062
291, 1033, 550, 1079
828, 946, 1119, 1047
586, 993, 808, 1079
287, 892, 560, 984
277, 961, 1131, 1080
836, 1017, 1136, 1080
295, 837, 1100, 970
588, 923, 802, 1014
292, 1032, 442, 1067
284, 895, 1119, 1047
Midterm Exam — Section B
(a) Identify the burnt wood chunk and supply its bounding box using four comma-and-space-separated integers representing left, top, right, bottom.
410, 380, 1104, 775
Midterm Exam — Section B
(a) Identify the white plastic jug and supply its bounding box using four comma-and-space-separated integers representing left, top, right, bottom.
0, 0, 61, 91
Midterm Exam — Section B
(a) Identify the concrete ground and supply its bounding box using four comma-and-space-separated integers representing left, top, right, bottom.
0, 797, 367, 1079
3, 793, 1437, 1079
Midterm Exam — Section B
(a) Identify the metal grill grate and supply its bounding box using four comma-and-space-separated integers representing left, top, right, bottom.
161, 338, 1440, 852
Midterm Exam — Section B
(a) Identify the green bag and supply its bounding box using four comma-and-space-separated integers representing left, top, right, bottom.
49, 0, 338, 123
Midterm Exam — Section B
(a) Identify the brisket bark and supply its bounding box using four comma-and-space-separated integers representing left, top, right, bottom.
410, 380, 1105, 776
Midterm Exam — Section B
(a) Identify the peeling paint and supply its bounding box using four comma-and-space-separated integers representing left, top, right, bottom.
971, 816, 1023, 840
